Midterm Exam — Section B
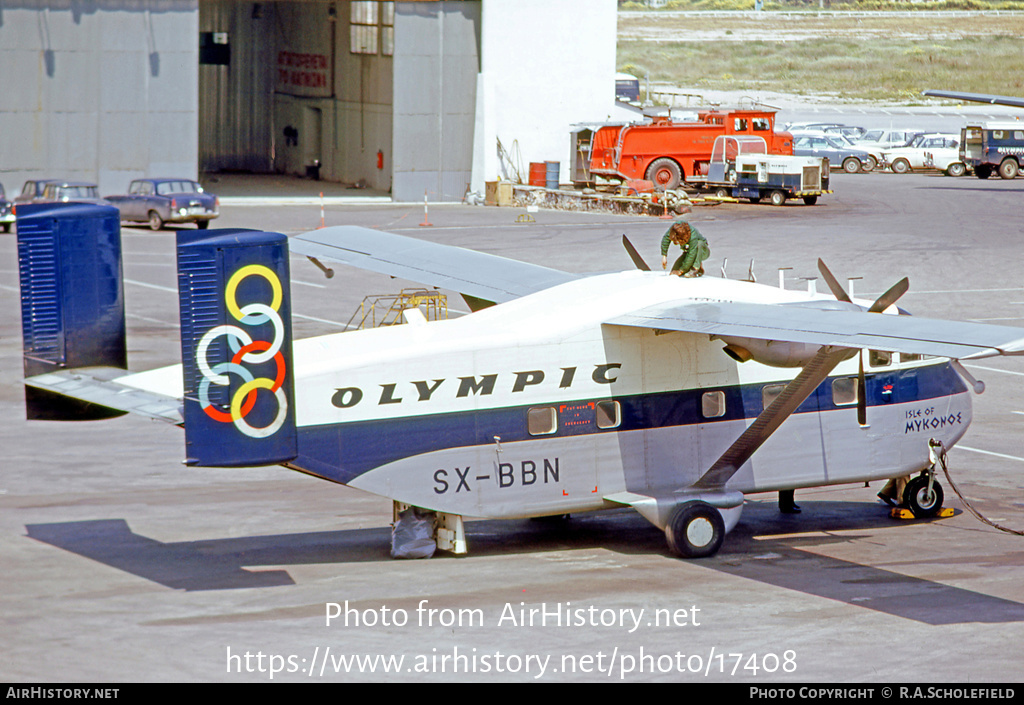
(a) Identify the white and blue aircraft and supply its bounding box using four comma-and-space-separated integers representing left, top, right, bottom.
16, 203, 1024, 558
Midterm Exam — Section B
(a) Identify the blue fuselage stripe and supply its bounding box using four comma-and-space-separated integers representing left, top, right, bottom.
292, 362, 966, 484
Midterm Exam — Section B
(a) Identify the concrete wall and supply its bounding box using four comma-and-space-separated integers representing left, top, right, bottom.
330, 0, 393, 191
270, 1, 336, 180
472, 0, 618, 192
0, 0, 199, 195
265, 0, 394, 191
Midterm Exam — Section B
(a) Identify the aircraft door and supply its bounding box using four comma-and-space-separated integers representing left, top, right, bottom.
639, 332, 702, 490
823, 353, 899, 483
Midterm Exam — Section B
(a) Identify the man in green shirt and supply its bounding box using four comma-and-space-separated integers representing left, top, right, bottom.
660, 217, 710, 277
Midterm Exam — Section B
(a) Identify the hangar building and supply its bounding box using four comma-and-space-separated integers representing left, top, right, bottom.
0, 0, 623, 202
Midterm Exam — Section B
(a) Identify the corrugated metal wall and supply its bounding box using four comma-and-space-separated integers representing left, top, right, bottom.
198, 0, 277, 172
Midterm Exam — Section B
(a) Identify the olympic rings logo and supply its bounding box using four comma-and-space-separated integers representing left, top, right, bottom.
196, 264, 288, 439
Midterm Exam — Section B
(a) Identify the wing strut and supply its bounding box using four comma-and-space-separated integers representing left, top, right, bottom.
694, 346, 852, 489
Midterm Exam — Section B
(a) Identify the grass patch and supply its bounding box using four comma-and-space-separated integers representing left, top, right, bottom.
622, 0, 1024, 10
618, 13, 1024, 101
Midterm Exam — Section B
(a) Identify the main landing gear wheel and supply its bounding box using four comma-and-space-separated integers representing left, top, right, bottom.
903, 475, 944, 519
666, 502, 725, 558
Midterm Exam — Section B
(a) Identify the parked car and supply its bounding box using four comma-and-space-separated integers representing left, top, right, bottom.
854, 129, 925, 151
105, 178, 219, 230
14, 178, 61, 205
783, 122, 868, 140
825, 125, 869, 141
810, 131, 883, 171
881, 134, 967, 176
0, 183, 14, 233
38, 181, 110, 206
791, 134, 873, 173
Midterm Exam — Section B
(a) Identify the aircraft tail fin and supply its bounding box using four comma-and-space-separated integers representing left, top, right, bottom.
17, 203, 128, 420
176, 229, 298, 467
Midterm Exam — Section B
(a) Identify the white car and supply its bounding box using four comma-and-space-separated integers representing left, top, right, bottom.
881, 134, 967, 176
855, 129, 924, 149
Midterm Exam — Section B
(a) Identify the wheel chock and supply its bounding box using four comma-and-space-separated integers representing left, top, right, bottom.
889, 507, 955, 520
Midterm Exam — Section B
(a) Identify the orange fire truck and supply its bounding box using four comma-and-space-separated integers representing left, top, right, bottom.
576, 109, 794, 190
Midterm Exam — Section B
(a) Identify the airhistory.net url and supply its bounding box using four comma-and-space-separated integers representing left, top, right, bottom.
225, 645, 797, 680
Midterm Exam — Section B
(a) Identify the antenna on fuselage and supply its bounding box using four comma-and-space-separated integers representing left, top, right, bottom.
621, 235, 651, 271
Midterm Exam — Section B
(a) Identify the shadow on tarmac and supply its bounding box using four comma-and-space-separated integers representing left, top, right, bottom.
24, 501, 1024, 625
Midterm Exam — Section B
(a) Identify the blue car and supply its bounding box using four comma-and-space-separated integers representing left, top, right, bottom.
105, 178, 219, 230
792, 135, 873, 174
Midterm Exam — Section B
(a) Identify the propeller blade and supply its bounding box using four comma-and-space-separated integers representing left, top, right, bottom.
869, 277, 909, 313
622, 235, 651, 271
857, 350, 867, 426
817, 259, 852, 303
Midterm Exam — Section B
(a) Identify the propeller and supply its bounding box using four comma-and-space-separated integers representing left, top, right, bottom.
817, 259, 910, 427
867, 276, 909, 313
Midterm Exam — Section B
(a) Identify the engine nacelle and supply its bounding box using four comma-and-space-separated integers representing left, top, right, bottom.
719, 299, 868, 367
720, 337, 856, 368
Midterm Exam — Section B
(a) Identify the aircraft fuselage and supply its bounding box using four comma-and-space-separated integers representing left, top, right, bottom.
279, 272, 970, 518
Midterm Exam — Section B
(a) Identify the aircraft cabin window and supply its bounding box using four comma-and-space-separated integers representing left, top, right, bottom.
527, 407, 557, 436
832, 378, 858, 406
900, 352, 922, 363
762, 383, 785, 410
869, 350, 891, 367
702, 391, 726, 419
596, 400, 621, 429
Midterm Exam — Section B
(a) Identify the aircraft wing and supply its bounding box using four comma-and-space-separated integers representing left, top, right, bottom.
289, 226, 579, 304
922, 90, 1024, 109
607, 300, 1024, 360
24, 367, 183, 424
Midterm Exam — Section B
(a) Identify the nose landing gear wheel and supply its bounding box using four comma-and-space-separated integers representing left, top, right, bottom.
666, 502, 725, 558
904, 475, 944, 519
